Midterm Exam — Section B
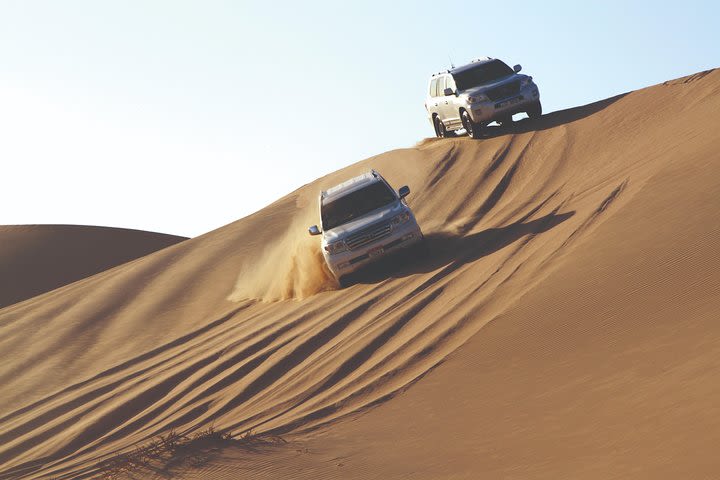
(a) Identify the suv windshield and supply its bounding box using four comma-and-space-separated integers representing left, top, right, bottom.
453, 60, 514, 91
322, 182, 397, 230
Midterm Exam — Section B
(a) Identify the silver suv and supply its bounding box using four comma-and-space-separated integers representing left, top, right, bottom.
425, 57, 541, 139
308, 170, 423, 285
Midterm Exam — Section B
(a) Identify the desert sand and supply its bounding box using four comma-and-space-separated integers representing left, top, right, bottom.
1, 69, 719, 479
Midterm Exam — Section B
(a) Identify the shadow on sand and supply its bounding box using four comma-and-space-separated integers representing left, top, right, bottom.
345, 211, 575, 287
437, 93, 629, 141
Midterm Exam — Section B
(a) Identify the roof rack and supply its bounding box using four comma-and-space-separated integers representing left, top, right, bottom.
321, 169, 381, 199
431, 57, 495, 77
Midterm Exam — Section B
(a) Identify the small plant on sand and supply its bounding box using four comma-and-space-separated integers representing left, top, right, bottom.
95, 426, 285, 479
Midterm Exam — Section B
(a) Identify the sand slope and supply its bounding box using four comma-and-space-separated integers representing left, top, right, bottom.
0, 69, 719, 479
0, 225, 187, 309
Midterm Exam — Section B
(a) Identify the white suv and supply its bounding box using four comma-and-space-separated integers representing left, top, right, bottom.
425, 57, 541, 139
308, 170, 423, 285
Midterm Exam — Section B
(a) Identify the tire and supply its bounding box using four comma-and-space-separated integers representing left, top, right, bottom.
461, 110, 484, 139
434, 116, 447, 138
527, 101, 542, 119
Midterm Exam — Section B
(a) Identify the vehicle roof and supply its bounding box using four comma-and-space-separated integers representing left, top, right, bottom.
449, 58, 496, 75
322, 170, 383, 203
430, 57, 496, 78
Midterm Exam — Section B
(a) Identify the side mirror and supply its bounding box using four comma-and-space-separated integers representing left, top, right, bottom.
398, 185, 410, 198
513, 64, 522, 73
308, 225, 321, 236
443, 87, 454, 96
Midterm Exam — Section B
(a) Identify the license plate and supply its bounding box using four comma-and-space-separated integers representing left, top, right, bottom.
496, 96, 522, 109
368, 246, 384, 258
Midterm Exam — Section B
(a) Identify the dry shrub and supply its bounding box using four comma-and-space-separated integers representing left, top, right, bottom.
95, 427, 284, 479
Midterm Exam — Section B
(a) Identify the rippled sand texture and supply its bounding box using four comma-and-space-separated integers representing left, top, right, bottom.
1, 69, 719, 479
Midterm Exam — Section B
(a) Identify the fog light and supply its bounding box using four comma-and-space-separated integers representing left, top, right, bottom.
402, 233, 415, 242
325, 241, 348, 254
391, 212, 410, 226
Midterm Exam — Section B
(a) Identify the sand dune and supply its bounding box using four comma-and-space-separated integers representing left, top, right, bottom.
0, 68, 719, 479
0, 225, 187, 309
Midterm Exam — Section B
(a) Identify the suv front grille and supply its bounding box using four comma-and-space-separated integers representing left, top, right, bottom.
486, 80, 520, 101
346, 222, 392, 250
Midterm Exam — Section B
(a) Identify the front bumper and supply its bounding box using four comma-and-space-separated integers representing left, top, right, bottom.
323, 220, 423, 280
468, 84, 540, 124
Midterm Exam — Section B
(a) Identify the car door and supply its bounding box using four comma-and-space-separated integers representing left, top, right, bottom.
430, 76, 447, 123
427, 77, 440, 118
439, 75, 461, 129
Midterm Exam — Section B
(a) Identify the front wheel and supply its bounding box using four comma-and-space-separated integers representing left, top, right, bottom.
461, 110, 484, 139
434, 116, 448, 138
527, 101, 542, 119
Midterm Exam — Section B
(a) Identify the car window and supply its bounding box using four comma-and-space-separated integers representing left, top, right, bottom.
453, 60, 514, 91
436, 76, 446, 96
321, 182, 397, 230
432, 77, 442, 97
446, 75, 456, 93
429, 78, 438, 97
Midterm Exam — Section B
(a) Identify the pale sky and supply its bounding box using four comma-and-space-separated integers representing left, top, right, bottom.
1, 0, 717, 237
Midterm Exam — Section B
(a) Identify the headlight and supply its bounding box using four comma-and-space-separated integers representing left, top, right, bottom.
324, 241, 348, 255
391, 212, 410, 226
467, 94, 488, 104
520, 76, 533, 87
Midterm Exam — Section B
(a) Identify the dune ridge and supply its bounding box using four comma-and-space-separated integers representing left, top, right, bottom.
0, 69, 719, 479
0, 225, 187, 309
